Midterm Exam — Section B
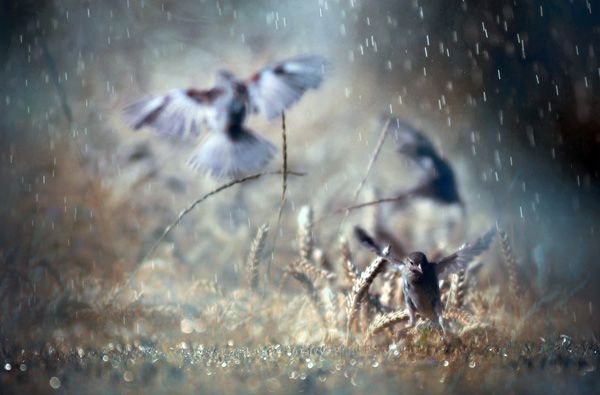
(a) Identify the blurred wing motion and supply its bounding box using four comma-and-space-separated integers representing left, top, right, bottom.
354, 226, 398, 263
435, 227, 496, 278
123, 88, 222, 139
354, 226, 384, 255
247, 55, 327, 120
387, 116, 462, 205
389, 117, 435, 156
187, 127, 276, 179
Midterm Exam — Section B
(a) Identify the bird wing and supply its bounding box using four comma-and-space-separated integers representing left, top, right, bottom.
435, 227, 496, 278
354, 226, 401, 264
246, 55, 327, 120
123, 88, 223, 139
354, 226, 384, 255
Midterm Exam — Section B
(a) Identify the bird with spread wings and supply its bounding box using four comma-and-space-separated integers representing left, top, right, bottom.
355, 225, 496, 335
123, 56, 327, 178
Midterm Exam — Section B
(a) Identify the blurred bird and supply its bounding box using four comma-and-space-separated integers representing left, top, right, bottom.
123, 56, 327, 178
354, 225, 495, 335
388, 117, 462, 206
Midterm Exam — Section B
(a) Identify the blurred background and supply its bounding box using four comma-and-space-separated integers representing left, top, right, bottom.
1, 0, 599, 345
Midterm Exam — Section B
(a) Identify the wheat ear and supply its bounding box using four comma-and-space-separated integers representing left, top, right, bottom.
498, 228, 520, 298
366, 309, 410, 338
339, 237, 357, 284
246, 224, 269, 291
297, 205, 314, 262
346, 255, 388, 335
290, 259, 335, 282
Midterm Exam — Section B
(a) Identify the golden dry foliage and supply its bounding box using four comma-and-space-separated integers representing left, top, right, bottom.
246, 223, 269, 291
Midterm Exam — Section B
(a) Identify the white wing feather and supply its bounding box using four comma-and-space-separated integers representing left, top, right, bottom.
123, 89, 219, 139
247, 56, 327, 120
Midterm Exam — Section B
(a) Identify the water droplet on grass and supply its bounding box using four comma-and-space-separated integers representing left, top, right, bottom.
49, 376, 61, 389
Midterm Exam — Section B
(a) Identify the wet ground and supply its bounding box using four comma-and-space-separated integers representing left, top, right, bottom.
2, 338, 598, 394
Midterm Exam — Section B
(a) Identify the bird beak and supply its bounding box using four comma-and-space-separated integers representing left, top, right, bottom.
414, 265, 423, 274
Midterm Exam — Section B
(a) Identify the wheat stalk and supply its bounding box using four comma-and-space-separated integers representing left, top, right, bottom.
498, 228, 521, 299
321, 287, 339, 330
339, 236, 357, 284
338, 118, 391, 232
290, 259, 335, 283
287, 270, 327, 324
346, 256, 388, 335
455, 268, 467, 308
444, 307, 477, 326
448, 268, 467, 308
366, 309, 410, 338
246, 224, 269, 291
297, 205, 314, 262
363, 187, 380, 235
142, 170, 304, 263
275, 112, 288, 223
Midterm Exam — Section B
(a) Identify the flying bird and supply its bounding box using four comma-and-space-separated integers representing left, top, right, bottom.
123, 56, 327, 178
354, 225, 496, 335
388, 117, 462, 206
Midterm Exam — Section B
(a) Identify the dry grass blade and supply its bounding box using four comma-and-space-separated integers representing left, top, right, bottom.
297, 205, 314, 262
185, 278, 224, 298
290, 259, 335, 283
246, 224, 269, 291
321, 287, 339, 331
366, 309, 409, 338
275, 111, 288, 223
498, 228, 521, 299
346, 257, 388, 335
350, 118, 391, 205
333, 193, 413, 216
288, 270, 327, 324
338, 118, 391, 231
339, 237, 357, 284
444, 307, 477, 326
143, 170, 304, 262
363, 187, 380, 235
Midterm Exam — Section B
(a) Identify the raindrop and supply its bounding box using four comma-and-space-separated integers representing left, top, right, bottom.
49, 376, 61, 389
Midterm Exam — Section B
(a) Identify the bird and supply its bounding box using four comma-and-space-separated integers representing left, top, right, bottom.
354, 225, 496, 335
123, 56, 327, 179
387, 117, 462, 206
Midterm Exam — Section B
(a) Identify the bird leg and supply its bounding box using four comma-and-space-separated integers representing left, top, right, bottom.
405, 298, 417, 327
435, 303, 447, 338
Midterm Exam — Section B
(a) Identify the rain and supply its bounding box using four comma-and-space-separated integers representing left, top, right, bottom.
0, 1, 599, 394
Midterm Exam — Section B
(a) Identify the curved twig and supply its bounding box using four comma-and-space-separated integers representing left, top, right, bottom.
143, 169, 304, 262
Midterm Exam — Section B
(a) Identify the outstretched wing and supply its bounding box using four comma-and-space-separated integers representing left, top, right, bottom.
354, 226, 399, 264
354, 226, 384, 256
246, 55, 327, 120
435, 227, 496, 278
123, 88, 223, 139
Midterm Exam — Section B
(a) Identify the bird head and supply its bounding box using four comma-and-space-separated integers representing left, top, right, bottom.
404, 251, 428, 275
